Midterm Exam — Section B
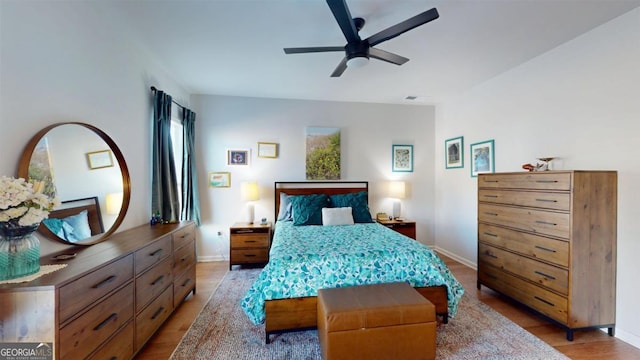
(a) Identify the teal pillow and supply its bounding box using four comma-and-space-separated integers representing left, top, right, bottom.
277, 192, 293, 221
290, 194, 329, 226
43, 218, 64, 237
62, 210, 92, 242
330, 191, 373, 223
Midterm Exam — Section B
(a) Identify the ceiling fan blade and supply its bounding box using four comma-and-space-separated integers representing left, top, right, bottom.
366, 8, 439, 47
369, 48, 409, 65
284, 46, 344, 54
327, 0, 361, 43
330, 57, 348, 77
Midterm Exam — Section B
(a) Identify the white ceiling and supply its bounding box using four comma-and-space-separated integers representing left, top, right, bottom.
100, 0, 640, 105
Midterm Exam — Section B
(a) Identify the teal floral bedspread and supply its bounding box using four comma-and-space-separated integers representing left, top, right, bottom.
240, 222, 465, 325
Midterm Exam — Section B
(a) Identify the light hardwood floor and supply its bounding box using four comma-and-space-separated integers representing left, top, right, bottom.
135, 255, 640, 359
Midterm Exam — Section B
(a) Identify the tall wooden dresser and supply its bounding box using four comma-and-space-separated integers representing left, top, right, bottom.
477, 171, 617, 340
0, 221, 196, 359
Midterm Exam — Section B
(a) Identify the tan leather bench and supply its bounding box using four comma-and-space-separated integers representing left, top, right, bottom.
317, 282, 436, 360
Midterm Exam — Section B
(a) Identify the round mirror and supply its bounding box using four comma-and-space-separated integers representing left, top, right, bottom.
17, 122, 131, 245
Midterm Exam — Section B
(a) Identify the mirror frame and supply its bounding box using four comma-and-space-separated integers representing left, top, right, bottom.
17, 122, 131, 245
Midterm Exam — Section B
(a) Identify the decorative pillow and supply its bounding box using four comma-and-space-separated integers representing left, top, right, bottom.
329, 191, 374, 223
290, 194, 330, 226
277, 192, 293, 221
62, 210, 92, 242
322, 207, 354, 226
42, 218, 65, 238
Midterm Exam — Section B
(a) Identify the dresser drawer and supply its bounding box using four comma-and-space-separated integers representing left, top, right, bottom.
173, 224, 196, 251
478, 189, 570, 211
478, 223, 569, 267
59, 254, 134, 324
135, 285, 173, 349
479, 243, 568, 295
87, 320, 133, 360
478, 203, 570, 239
136, 256, 173, 313
60, 282, 134, 360
479, 264, 568, 324
173, 239, 195, 277
231, 249, 269, 263
231, 233, 270, 248
479, 172, 571, 191
174, 263, 196, 307
135, 235, 172, 275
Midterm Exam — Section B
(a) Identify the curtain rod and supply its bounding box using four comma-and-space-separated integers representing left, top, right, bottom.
150, 86, 186, 110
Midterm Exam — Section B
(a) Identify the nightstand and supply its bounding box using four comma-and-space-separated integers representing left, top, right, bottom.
229, 222, 272, 270
377, 219, 416, 239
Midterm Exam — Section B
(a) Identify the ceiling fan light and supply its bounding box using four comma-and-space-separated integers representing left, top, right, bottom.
347, 56, 369, 68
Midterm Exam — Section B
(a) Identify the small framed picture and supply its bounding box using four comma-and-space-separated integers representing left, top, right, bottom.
209, 172, 230, 187
445, 136, 464, 169
227, 150, 249, 165
392, 144, 413, 172
86, 149, 114, 170
470, 139, 495, 177
258, 142, 278, 158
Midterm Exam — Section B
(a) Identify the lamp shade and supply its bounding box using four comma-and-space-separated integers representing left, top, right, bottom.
389, 181, 406, 199
105, 192, 123, 215
241, 181, 260, 201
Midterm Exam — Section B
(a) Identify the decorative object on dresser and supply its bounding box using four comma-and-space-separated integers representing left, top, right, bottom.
241, 181, 260, 224
377, 218, 416, 240
388, 180, 406, 219
470, 139, 494, 177
0, 221, 196, 359
229, 222, 272, 270
477, 171, 617, 341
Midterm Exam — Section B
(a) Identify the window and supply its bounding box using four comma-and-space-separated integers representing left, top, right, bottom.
170, 104, 184, 207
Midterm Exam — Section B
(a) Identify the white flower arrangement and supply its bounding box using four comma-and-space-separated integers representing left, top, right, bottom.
0, 176, 60, 228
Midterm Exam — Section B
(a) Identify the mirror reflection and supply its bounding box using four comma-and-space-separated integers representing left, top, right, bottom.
19, 123, 130, 245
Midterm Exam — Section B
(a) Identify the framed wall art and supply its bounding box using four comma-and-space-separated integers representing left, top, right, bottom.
445, 136, 464, 169
392, 144, 413, 172
209, 172, 230, 187
306, 127, 341, 180
86, 149, 114, 170
227, 149, 249, 165
470, 139, 495, 177
257, 142, 278, 158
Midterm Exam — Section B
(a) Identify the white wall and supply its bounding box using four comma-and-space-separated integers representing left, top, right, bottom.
435, 8, 640, 348
190, 95, 435, 261
0, 1, 189, 255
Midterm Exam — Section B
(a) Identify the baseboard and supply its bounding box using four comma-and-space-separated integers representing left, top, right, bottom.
434, 246, 477, 270
609, 327, 640, 350
197, 255, 226, 262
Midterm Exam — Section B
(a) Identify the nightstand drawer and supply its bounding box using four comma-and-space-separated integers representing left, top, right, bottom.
231, 234, 270, 248
231, 249, 269, 263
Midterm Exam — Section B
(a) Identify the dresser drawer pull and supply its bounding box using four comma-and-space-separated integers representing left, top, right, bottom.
236, 230, 254, 234
181, 278, 192, 287
535, 198, 558, 203
485, 274, 498, 280
534, 296, 555, 307
483, 180, 499, 183
535, 180, 558, 183
151, 275, 165, 286
94, 313, 118, 331
483, 195, 498, 198
483, 252, 498, 259
245, 240, 257, 243
150, 248, 164, 257
110, 357, 117, 360
92, 275, 117, 289
534, 245, 557, 253
534, 270, 556, 280
151, 306, 165, 320
180, 255, 190, 262
535, 220, 557, 226
484, 212, 498, 216
483, 232, 498, 237
244, 254, 257, 257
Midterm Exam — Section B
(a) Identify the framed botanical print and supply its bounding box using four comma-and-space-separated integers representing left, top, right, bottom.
392, 144, 413, 172
257, 142, 278, 158
445, 136, 464, 169
227, 150, 249, 165
470, 139, 495, 177
86, 149, 114, 170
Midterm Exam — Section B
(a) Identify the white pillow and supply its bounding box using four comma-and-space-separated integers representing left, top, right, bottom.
322, 207, 354, 226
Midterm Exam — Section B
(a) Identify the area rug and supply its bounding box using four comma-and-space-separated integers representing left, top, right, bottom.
170, 269, 569, 360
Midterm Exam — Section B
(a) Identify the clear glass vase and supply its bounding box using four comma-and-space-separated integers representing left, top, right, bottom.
0, 223, 41, 281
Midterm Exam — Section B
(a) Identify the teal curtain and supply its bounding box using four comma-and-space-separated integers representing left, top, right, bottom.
151, 91, 180, 222
181, 109, 201, 226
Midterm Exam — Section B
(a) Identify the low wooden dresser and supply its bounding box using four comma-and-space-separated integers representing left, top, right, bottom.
477, 171, 616, 340
229, 222, 272, 270
0, 221, 196, 359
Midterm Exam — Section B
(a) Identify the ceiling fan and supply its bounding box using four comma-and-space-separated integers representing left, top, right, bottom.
283, 0, 439, 77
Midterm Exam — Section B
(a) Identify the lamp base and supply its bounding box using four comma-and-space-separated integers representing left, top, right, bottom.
392, 201, 401, 220
247, 203, 255, 224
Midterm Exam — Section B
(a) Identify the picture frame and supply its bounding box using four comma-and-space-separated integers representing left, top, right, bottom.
86, 149, 114, 170
208, 172, 230, 187
445, 136, 464, 169
257, 142, 278, 158
392, 144, 413, 172
470, 139, 495, 177
227, 149, 249, 165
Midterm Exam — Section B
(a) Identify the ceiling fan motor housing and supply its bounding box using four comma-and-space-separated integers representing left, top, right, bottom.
346, 41, 370, 61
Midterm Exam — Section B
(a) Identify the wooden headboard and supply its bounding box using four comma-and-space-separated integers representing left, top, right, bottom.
274, 181, 369, 220
47, 196, 105, 236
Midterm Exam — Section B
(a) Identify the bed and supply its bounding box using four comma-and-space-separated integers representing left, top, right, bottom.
240, 181, 465, 343
41, 196, 104, 243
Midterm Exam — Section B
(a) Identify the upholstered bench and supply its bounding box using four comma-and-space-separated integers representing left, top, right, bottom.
317, 282, 436, 360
